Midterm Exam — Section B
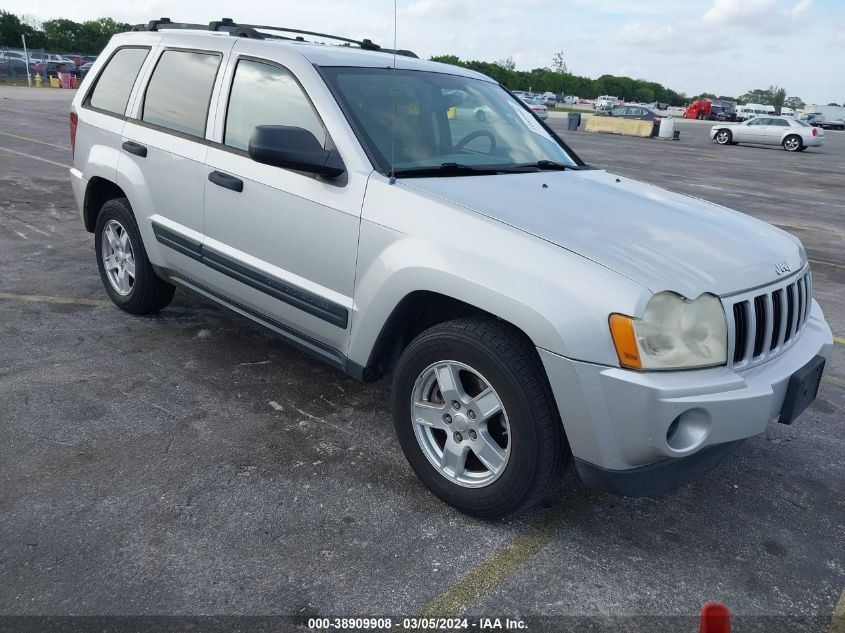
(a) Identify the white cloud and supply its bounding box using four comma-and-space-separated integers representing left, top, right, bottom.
785, 0, 813, 18
616, 22, 718, 54
703, 0, 776, 25
702, 0, 813, 33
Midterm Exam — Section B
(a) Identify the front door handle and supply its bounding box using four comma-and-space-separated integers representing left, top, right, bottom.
208, 170, 244, 193
122, 141, 147, 158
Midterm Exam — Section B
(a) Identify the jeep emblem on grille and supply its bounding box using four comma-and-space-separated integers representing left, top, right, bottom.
775, 261, 792, 275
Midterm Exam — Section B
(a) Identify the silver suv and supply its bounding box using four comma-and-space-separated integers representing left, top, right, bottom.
70, 20, 834, 517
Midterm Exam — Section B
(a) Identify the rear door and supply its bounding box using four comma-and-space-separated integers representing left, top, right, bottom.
201, 46, 365, 353
765, 118, 790, 144
118, 35, 234, 276
76, 42, 155, 187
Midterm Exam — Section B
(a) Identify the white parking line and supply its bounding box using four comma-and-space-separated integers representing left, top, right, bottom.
0, 145, 70, 169
0, 130, 70, 150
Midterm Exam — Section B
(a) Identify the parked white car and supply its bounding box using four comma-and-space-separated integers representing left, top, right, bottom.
711, 117, 824, 151
70, 21, 833, 517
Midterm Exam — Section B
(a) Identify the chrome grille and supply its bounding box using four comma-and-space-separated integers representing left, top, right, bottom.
726, 269, 812, 369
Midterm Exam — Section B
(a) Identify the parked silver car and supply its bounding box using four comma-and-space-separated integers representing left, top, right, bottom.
711, 117, 824, 151
70, 20, 833, 517
518, 96, 549, 120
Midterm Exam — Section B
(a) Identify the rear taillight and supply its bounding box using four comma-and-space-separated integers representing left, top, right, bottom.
69, 111, 78, 156
812, 127, 818, 136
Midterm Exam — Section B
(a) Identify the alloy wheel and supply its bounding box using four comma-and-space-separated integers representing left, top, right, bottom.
410, 360, 511, 488
101, 219, 136, 295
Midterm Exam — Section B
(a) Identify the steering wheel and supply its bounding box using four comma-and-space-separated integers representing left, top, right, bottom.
454, 129, 497, 154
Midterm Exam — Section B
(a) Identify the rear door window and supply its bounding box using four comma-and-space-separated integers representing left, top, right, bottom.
142, 50, 221, 137
87, 47, 150, 115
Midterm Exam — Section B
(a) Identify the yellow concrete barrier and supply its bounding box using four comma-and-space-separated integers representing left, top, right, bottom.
585, 116, 654, 137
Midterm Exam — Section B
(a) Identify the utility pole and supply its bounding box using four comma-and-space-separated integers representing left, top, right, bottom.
21, 34, 32, 87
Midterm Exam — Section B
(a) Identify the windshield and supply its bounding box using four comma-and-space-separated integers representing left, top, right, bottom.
321, 67, 579, 176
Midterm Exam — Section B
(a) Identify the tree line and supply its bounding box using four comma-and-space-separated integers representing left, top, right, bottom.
0, 11, 130, 54
430, 54, 688, 106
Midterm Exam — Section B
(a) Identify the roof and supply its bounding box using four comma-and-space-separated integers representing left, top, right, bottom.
124, 21, 493, 82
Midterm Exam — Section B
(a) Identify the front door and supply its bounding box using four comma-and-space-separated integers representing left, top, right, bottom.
741, 117, 771, 143
202, 53, 364, 352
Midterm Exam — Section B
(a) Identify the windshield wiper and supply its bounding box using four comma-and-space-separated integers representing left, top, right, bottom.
391, 163, 504, 178
512, 160, 570, 171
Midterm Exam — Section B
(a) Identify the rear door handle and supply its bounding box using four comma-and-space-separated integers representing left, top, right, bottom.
121, 141, 147, 158
208, 170, 244, 193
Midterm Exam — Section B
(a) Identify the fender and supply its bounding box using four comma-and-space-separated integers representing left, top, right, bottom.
347, 176, 649, 367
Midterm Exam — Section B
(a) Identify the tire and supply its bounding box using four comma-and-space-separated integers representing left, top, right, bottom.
715, 129, 732, 145
782, 135, 803, 152
697, 112, 704, 120
391, 317, 569, 518
94, 197, 175, 314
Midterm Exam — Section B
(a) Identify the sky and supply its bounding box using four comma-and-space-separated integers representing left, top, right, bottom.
4, 0, 844, 103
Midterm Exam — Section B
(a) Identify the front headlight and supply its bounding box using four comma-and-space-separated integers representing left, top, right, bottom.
609, 292, 727, 370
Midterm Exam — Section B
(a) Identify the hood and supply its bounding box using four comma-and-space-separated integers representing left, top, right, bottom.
403, 169, 804, 298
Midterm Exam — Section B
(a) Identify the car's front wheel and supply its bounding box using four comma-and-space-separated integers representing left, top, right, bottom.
392, 318, 569, 518
783, 135, 803, 152
94, 197, 175, 314
715, 129, 733, 145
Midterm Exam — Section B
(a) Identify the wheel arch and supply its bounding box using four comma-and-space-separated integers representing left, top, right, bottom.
361, 290, 514, 381
83, 176, 127, 233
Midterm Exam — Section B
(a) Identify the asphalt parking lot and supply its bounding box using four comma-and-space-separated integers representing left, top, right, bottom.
1, 87, 843, 632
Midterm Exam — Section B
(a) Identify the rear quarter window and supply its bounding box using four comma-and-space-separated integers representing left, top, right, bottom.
142, 50, 221, 137
87, 47, 150, 115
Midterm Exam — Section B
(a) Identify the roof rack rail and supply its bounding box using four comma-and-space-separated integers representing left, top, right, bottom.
132, 18, 418, 58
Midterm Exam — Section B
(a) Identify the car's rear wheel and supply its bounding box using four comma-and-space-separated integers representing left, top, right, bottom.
715, 129, 732, 145
94, 197, 175, 314
783, 135, 802, 152
392, 318, 569, 518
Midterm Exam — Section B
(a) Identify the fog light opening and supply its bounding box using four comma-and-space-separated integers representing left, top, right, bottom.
666, 408, 711, 452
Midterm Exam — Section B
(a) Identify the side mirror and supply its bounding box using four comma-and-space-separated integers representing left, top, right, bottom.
248, 125, 345, 178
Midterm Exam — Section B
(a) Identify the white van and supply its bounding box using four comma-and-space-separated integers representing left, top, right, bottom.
736, 103, 768, 122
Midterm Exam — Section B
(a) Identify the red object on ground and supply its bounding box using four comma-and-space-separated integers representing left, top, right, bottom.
699, 603, 730, 633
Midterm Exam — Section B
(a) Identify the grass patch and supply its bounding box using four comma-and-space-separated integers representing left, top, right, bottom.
0, 76, 50, 87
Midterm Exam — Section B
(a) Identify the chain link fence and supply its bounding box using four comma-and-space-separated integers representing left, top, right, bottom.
1, 46, 88, 87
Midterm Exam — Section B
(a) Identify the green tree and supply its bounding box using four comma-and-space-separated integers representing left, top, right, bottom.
430, 54, 688, 105
739, 88, 774, 104
41, 18, 82, 51
76, 18, 132, 53
552, 50, 568, 74
495, 56, 515, 71
784, 96, 805, 111
769, 85, 787, 113
0, 9, 42, 47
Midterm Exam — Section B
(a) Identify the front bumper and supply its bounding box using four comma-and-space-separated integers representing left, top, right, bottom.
539, 300, 833, 495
